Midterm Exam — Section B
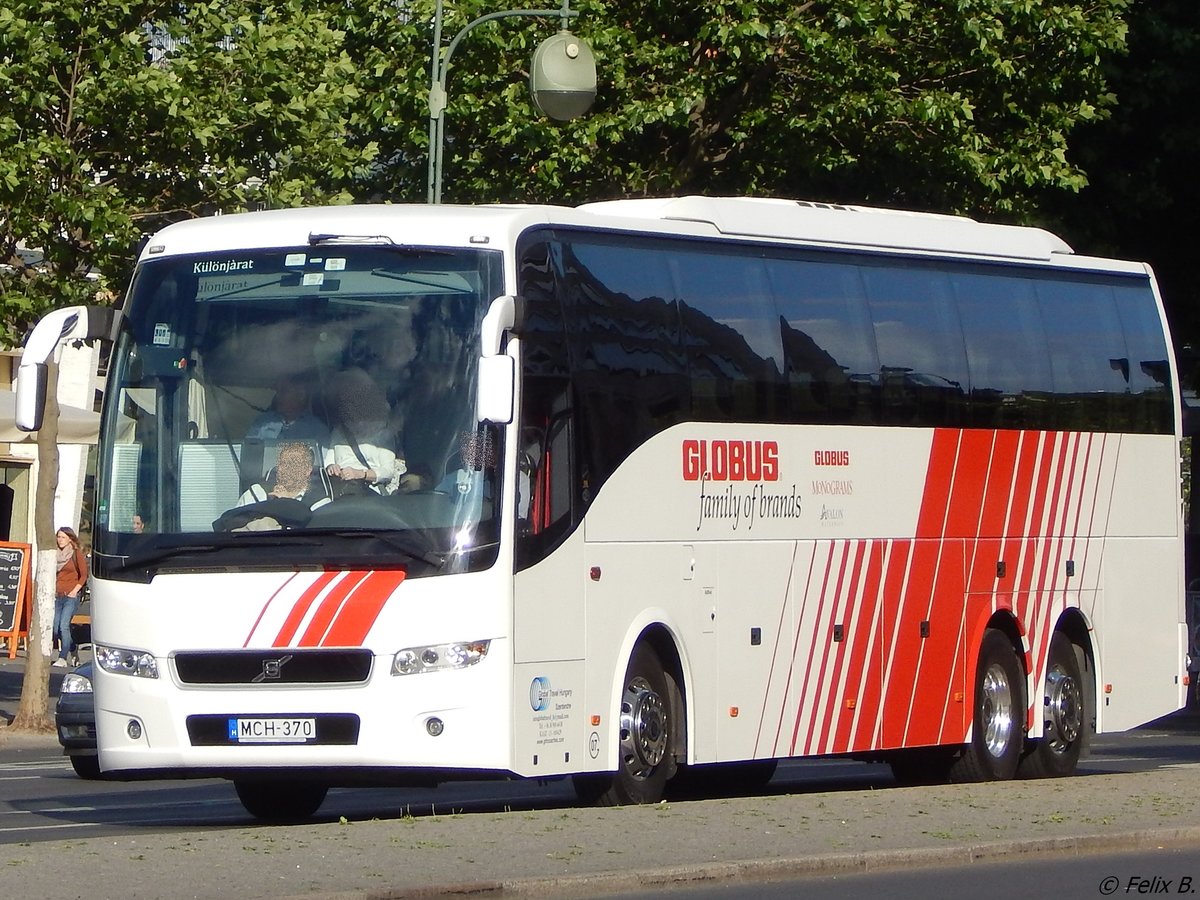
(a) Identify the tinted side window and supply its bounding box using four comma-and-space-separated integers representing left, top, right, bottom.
767, 256, 880, 424
557, 237, 688, 497
860, 262, 969, 427
668, 248, 785, 423
515, 238, 577, 569
1037, 278, 1130, 431
1113, 280, 1174, 434
953, 271, 1054, 431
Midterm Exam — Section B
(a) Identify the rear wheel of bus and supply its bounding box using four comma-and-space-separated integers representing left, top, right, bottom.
234, 780, 329, 821
949, 627, 1024, 782
1018, 631, 1086, 778
574, 643, 678, 806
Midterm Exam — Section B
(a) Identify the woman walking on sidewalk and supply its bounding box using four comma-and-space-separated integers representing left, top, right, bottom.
53, 527, 88, 668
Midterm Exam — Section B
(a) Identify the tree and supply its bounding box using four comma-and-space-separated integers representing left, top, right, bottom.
1038, 0, 1200, 357
0, 0, 377, 345
342, 0, 1129, 216
0, 0, 376, 730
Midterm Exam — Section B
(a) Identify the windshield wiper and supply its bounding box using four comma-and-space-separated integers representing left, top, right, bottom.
305, 529, 447, 569
116, 537, 323, 571
308, 232, 397, 246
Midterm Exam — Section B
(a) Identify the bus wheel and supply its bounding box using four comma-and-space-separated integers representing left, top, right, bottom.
1018, 632, 1085, 778
949, 628, 1024, 783
574, 643, 675, 806
234, 780, 328, 821
69, 754, 103, 780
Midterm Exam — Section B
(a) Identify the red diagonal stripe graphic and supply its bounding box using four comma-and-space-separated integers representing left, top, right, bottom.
298, 572, 372, 647
244, 572, 300, 648
323, 570, 408, 646
273, 571, 339, 647
789, 542, 839, 755
812, 540, 865, 753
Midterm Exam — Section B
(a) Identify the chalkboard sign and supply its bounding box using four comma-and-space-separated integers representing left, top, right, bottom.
0, 541, 32, 656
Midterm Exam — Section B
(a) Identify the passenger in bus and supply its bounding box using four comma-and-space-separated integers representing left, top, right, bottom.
323, 368, 404, 495
245, 377, 330, 445
435, 430, 497, 517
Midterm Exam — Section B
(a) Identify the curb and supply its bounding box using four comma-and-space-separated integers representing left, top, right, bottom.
285, 826, 1200, 899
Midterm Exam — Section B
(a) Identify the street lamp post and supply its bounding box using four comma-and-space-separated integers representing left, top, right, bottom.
426, 0, 595, 204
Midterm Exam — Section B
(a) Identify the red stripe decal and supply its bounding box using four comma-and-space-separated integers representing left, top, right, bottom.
754, 542, 800, 758
322, 570, 408, 646
769, 543, 818, 755
789, 542, 839, 755
850, 540, 889, 752
812, 540, 864, 753
297, 572, 371, 647
273, 571, 340, 647
244, 572, 300, 648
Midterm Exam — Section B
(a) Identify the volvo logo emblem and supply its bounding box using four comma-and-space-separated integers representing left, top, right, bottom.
252, 654, 294, 683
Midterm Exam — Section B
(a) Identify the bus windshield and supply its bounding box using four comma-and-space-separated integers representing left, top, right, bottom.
93, 244, 505, 580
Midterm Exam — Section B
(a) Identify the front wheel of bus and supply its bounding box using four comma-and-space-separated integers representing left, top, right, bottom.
1018, 632, 1085, 778
574, 643, 676, 806
234, 780, 329, 822
949, 628, 1024, 783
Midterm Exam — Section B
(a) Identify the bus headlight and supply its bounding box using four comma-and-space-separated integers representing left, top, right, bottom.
94, 644, 159, 679
392, 640, 489, 676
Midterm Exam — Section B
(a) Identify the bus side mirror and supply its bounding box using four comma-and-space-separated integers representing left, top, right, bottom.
15, 305, 121, 432
476, 355, 515, 425
476, 294, 521, 424
14, 363, 49, 432
480, 294, 524, 358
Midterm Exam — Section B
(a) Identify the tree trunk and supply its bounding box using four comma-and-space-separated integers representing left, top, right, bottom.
10, 361, 60, 733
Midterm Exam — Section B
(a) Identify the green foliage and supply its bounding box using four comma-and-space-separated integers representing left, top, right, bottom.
0, 0, 376, 345
1037, 0, 1200, 358
2, 0, 1135, 344
349, 0, 1129, 212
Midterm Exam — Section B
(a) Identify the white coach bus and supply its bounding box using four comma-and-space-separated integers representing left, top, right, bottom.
19, 197, 1185, 819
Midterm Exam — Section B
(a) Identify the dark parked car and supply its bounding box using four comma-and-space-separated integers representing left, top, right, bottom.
55, 662, 100, 779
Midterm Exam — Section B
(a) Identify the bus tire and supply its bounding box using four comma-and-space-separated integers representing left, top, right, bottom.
69, 754, 103, 780
574, 643, 675, 806
1018, 632, 1085, 778
234, 780, 328, 821
949, 628, 1024, 783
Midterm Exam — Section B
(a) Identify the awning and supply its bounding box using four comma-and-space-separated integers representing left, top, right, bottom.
0, 390, 100, 445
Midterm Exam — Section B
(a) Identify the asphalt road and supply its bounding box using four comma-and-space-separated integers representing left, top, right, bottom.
5, 653, 1200, 899
3, 715, 1200, 898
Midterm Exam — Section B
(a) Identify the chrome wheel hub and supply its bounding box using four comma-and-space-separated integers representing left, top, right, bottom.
618, 675, 667, 779
1044, 664, 1082, 750
981, 662, 1015, 758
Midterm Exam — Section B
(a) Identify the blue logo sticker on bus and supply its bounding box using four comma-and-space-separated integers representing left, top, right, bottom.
530, 677, 551, 711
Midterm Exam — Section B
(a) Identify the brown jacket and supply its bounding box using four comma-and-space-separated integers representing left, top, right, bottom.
55, 548, 88, 597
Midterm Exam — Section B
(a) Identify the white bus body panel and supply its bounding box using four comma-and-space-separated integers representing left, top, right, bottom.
93, 569, 515, 774
510, 423, 1182, 772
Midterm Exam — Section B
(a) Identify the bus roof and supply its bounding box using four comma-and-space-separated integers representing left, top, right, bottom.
578, 197, 1075, 261
140, 197, 1085, 267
